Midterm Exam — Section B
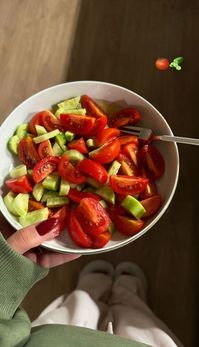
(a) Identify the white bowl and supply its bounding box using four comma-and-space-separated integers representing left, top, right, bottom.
0, 81, 179, 254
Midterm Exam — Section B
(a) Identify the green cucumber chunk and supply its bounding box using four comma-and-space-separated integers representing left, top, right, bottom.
99, 200, 108, 209
27, 169, 33, 176
86, 177, 100, 188
64, 149, 84, 163
33, 129, 60, 144
42, 172, 60, 191
15, 123, 28, 139
121, 195, 146, 219
86, 139, 95, 148
7, 135, 20, 155
55, 108, 86, 117
46, 197, 69, 208
56, 132, 67, 151
65, 131, 75, 142
13, 193, 29, 217
108, 220, 116, 234
41, 191, 59, 202
3, 192, 19, 216
10, 164, 27, 178
35, 125, 47, 136
33, 183, 45, 201
59, 179, 70, 196
75, 183, 86, 191
83, 187, 97, 194
19, 208, 49, 227
57, 96, 81, 110
108, 160, 121, 176
96, 185, 115, 204
52, 142, 63, 156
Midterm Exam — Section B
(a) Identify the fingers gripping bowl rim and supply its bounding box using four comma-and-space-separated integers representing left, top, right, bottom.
0, 81, 179, 255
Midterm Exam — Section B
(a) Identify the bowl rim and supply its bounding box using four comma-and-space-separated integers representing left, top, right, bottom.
0, 80, 179, 254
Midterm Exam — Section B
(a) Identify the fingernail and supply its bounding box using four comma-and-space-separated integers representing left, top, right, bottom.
36, 218, 59, 236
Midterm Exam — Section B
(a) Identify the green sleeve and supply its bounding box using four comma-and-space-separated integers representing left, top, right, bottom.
0, 233, 48, 346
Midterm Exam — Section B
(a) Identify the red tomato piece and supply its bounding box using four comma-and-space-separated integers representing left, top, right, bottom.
155, 58, 170, 71
28, 199, 44, 211
68, 137, 88, 154
68, 188, 101, 203
32, 156, 60, 183
141, 194, 161, 217
60, 114, 95, 135
118, 135, 138, 146
5, 175, 32, 193
41, 110, 60, 131
81, 95, 107, 118
95, 128, 120, 147
122, 143, 139, 166
29, 112, 43, 135
91, 231, 111, 249
75, 198, 110, 236
89, 138, 121, 164
58, 154, 86, 184
18, 136, 40, 168
117, 153, 139, 176
77, 159, 108, 184
88, 116, 108, 136
110, 107, 141, 128
52, 205, 69, 234
110, 214, 144, 236
38, 140, 53, 159
110, 175, 148, 196
67, 210, 93, 248
139, 145, 165, 179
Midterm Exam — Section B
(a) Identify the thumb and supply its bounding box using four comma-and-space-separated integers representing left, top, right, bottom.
7, 218, 60, 255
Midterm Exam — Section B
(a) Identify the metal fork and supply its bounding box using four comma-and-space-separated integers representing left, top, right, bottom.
121, 125, 199, 146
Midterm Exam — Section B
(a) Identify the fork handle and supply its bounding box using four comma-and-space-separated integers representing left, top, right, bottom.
158, 135, 199, 146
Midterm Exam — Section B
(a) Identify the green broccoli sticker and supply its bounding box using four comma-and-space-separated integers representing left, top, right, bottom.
169, 57, 184, 71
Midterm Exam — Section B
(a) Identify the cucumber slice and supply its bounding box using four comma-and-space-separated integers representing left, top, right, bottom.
99, 200, 108, 209
108, 220, 116, 234
86, 177, 100, 188
42, 172, 60, 191
64, 149, 84, 163
83, 187, 97, 194
52, 142, 63, 156
108, 160, 121, 176
32, 183, 44, 201
86, 139, 95, 148
56, 132, 67, 151
7, 135, 20, 155
35, 125, 47, 136
27, 169, 33, 176
76, 183, 86, 191
59, 179, 70, 196
96, 185, 115, 204
13, 193, 29, 216
33, 129, 60, 144
15, 123, 28, 139
57, 96, 81, 110
121, 195, 146, 219
55, 108, 86, 117
46, 197, 69, 208
41, 191, 59, 202
3, 192, 19, 216
10, 164, 27, 178
65, 131, 75, 142
19, 208, 49, 227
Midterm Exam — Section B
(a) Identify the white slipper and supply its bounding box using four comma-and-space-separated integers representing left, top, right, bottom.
115, 261, 148, 301
79, 260, 114, 279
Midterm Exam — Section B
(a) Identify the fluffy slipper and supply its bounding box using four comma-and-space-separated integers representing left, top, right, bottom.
79, 260, 114, 279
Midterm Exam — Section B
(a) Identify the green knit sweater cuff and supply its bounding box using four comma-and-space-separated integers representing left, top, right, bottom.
0, 233, 49, 320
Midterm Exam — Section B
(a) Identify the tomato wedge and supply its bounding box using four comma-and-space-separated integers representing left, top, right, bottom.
60, 114, 95, 135
110, 214, 144, 236
5, 175, 32, 193
140, 194, 161, 217
77, 159, 108, 184
33, 156, 60, 183
91, 231, 111, 249
110, 107, 141, 128
52, 205, 69, 234
117, 153, 139, 176
68, 137, 88, 154
95, 128, 120, 147
119, 135, 138, 146
68, 210, 93, 248
18, 136, 40, 168
89, 138, 121, 164
29, 112, 43, 135
28, 199, 45, 211
75, 198, 110, 236
38, 140, 53, 159
122, 143, 139, 166
81, 95, 107, 118
110, 175, 148, 195
87, 116, 107, 136
139, 145, 165, 179
41, 110, 60, 131
58, 154, 86, 184
68, 188, 101, 203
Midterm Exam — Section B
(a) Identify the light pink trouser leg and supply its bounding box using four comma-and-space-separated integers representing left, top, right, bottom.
109, 275, 184, 347
32, 273, 111, 330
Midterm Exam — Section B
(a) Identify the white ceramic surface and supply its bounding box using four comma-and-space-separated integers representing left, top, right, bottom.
0, 81, 179, 254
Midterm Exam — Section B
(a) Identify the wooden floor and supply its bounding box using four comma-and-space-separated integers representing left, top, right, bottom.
1, 1, 199, 346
